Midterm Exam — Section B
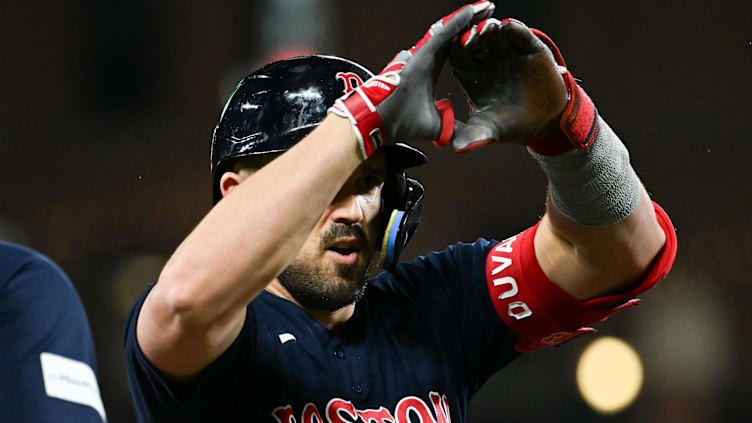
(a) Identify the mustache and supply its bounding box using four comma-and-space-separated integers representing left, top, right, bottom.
319, 223, 368, 250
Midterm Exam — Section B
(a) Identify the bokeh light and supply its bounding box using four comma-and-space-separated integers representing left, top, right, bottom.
576, 336, 643, 414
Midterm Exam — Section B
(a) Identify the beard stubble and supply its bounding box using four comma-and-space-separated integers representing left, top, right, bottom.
278, 222, 379, 311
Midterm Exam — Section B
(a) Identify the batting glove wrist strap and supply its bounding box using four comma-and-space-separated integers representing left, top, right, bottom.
329, 78, 393, 159
528, 29, 598, 156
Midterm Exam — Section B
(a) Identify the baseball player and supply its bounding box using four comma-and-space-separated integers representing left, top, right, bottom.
123, 2, 677, 422
0, 241, 107, 422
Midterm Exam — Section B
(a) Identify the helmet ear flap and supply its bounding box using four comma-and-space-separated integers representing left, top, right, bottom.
379, 173, 424, 270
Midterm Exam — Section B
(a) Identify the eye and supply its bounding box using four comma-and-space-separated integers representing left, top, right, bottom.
355, 174, 383, 193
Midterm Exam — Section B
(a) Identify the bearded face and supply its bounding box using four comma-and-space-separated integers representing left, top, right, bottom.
278, 221, 381, 311
277, 152, 386, 312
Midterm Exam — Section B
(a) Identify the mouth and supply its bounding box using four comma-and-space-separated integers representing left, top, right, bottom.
325, 238, 362, 265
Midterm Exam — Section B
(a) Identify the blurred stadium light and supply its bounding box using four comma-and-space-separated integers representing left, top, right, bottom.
576, 336, 644, 414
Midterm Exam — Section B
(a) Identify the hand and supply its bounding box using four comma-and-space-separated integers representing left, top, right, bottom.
329, 1, 495, 159
446, 18, 596, 153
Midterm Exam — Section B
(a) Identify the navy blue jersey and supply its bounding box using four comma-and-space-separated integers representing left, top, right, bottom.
124, 239, 519, 422
0, 241, 106, 422
124, 204, 678, 422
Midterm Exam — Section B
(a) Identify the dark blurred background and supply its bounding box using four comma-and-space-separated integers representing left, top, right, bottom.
1, 0, 750, 421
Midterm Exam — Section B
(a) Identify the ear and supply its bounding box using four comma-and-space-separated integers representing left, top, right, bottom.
219, 171, 246, 198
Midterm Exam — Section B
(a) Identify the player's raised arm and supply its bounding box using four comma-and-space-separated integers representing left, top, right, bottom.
445, 18, 676, 349
135, 2, 496, 379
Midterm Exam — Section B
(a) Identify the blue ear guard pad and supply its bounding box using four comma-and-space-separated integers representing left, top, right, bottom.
379, 175, 424, 270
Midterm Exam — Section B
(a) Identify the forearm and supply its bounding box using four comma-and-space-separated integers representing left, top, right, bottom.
536, 188, 665, 299
531, 118, 666, 300
138, 116, 361, 373
158, 116, 361, 310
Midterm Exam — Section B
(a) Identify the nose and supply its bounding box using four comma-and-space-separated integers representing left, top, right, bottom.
329, 193, 365, 225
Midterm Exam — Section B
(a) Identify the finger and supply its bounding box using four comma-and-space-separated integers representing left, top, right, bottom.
478, 17, 502, 35
381, 50, 411, 75
443, 0, 495, 26
459, 24, 478, 48
431, 99, 455, 148
440, 1, 496, 29
458, 22, 507, 66
460, 18, 502, 48
451, 114, 499, 153
410, 1, 495, 55
470, 0, 497, 22
499, 18, 543, 54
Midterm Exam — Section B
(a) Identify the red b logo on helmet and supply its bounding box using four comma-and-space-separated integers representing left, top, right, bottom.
336, 72, 364, 95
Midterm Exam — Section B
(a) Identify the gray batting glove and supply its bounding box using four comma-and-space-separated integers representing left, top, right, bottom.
329, 1, 496, 159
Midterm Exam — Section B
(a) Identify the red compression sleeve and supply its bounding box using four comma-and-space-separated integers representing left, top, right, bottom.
485, 202, 677, 352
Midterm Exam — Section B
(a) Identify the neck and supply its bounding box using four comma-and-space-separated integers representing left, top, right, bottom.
266, 279, 355, 329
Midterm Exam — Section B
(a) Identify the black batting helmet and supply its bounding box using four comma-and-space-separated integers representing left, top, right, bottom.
210, 55, 426, 269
